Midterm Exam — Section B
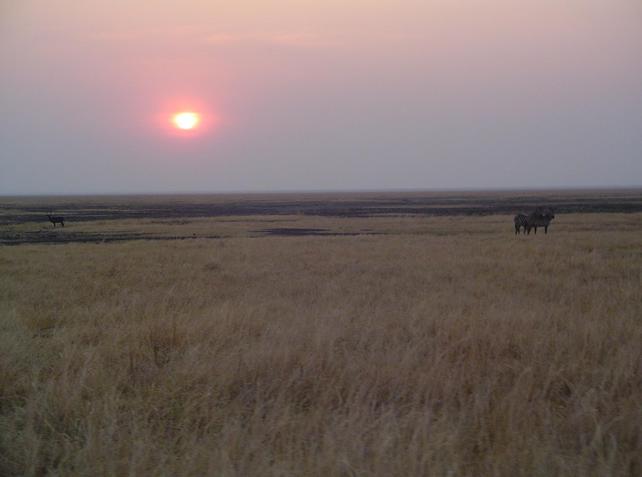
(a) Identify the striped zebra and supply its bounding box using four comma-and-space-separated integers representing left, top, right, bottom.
526, 207, 555, 234
513, 213, 529, 235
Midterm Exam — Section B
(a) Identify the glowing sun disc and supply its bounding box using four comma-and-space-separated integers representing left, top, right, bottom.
172, 112, 200, 130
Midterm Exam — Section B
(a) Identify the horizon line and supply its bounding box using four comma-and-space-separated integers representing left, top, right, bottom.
1, 184, 642, 198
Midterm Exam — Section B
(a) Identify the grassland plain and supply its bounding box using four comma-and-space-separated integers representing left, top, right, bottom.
1, 208, 641, 476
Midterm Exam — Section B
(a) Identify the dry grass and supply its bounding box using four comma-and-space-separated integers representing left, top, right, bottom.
1, 212, 641, 476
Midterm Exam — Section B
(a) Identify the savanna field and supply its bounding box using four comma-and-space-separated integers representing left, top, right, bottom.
1, 193, 641, 476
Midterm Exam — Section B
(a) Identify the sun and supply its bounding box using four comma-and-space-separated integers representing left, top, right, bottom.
172, 112, 200, 130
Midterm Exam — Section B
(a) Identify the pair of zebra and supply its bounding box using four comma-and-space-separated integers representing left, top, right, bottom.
514, 207, 555, 235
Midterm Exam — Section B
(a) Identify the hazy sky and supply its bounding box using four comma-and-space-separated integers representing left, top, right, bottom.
1, 0, 641, 194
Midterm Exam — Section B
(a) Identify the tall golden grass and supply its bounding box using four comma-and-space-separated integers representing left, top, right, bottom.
1, 213, 641, 476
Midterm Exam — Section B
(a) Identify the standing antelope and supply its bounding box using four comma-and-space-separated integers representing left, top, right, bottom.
47, 214, 65, 227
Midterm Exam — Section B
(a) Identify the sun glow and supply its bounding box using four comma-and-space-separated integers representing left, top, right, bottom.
157, 101, 219, 137
172, 112, 200, 130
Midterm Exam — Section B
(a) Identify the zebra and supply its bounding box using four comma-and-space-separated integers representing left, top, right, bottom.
513, 213, 529, 234
526, 207, 555, 234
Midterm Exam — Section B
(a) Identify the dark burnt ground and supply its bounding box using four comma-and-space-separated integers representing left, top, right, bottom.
259, 228, 381, 237
2, 189, 642, 226
0, 231, 223, 246
261, 228, 330, 236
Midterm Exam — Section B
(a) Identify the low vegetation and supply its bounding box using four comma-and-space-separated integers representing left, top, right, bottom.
1, 210, 641, 476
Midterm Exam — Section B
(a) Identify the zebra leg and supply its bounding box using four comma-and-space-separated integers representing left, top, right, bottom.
544, 225, 548, 234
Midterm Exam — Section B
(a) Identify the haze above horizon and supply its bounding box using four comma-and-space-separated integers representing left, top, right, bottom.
1, 1, 641, 195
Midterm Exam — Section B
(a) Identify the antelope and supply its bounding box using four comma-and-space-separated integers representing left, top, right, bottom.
47, 214, 65, 227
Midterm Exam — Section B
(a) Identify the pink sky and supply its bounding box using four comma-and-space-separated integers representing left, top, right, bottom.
1, 0, 641, 193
